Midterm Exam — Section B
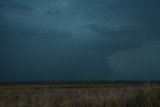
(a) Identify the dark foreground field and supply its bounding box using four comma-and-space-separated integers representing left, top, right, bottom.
0, 82, 160, 107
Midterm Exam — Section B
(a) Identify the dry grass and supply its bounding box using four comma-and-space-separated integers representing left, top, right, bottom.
0, 84, 160, 107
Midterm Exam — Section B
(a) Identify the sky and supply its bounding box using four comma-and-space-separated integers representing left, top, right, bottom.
0, 0, 160, 82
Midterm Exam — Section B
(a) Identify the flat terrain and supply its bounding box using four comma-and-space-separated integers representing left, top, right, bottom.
0, 82, 160, 107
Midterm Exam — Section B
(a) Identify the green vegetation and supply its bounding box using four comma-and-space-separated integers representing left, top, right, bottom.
0, 83, 160, 107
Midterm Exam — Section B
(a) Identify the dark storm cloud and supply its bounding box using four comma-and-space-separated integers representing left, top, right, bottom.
1, 0, 160, 81
64, 57, 112, 75
0, 0, 33, 15
78, 0, 160, 79
0, 26, 72, 39
84, 0, 160, 55
8, 3, 33, 15
0, 20, 72, 40
87, 23, 156, 45
46, 8, 61, 15
85, 24, 141, 37
0, 1, 5, 22
0, 0, 71, 40
34, 29, 72, 39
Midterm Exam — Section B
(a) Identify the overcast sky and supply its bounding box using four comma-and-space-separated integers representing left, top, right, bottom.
0, 0, 160, 82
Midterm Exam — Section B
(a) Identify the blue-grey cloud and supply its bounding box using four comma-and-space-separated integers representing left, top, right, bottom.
46, 8, 61, 15
34, 29, 72, 39
0, 0, 160, 81
0, 0, 33, 15
85, 24, 141, 37
84, 0, 160, 56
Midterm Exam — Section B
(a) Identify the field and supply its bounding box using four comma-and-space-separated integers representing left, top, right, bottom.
0, 81, 160, 107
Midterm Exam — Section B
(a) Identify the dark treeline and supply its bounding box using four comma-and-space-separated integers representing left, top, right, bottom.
0, 80, 160, 85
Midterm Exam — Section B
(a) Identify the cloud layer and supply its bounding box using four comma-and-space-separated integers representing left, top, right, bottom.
0, 0, 160, 81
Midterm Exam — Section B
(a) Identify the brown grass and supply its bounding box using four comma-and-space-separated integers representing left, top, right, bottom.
0, 84, 160, 107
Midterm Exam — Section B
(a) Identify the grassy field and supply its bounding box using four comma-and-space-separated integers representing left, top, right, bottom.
0, 83, 160, 107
